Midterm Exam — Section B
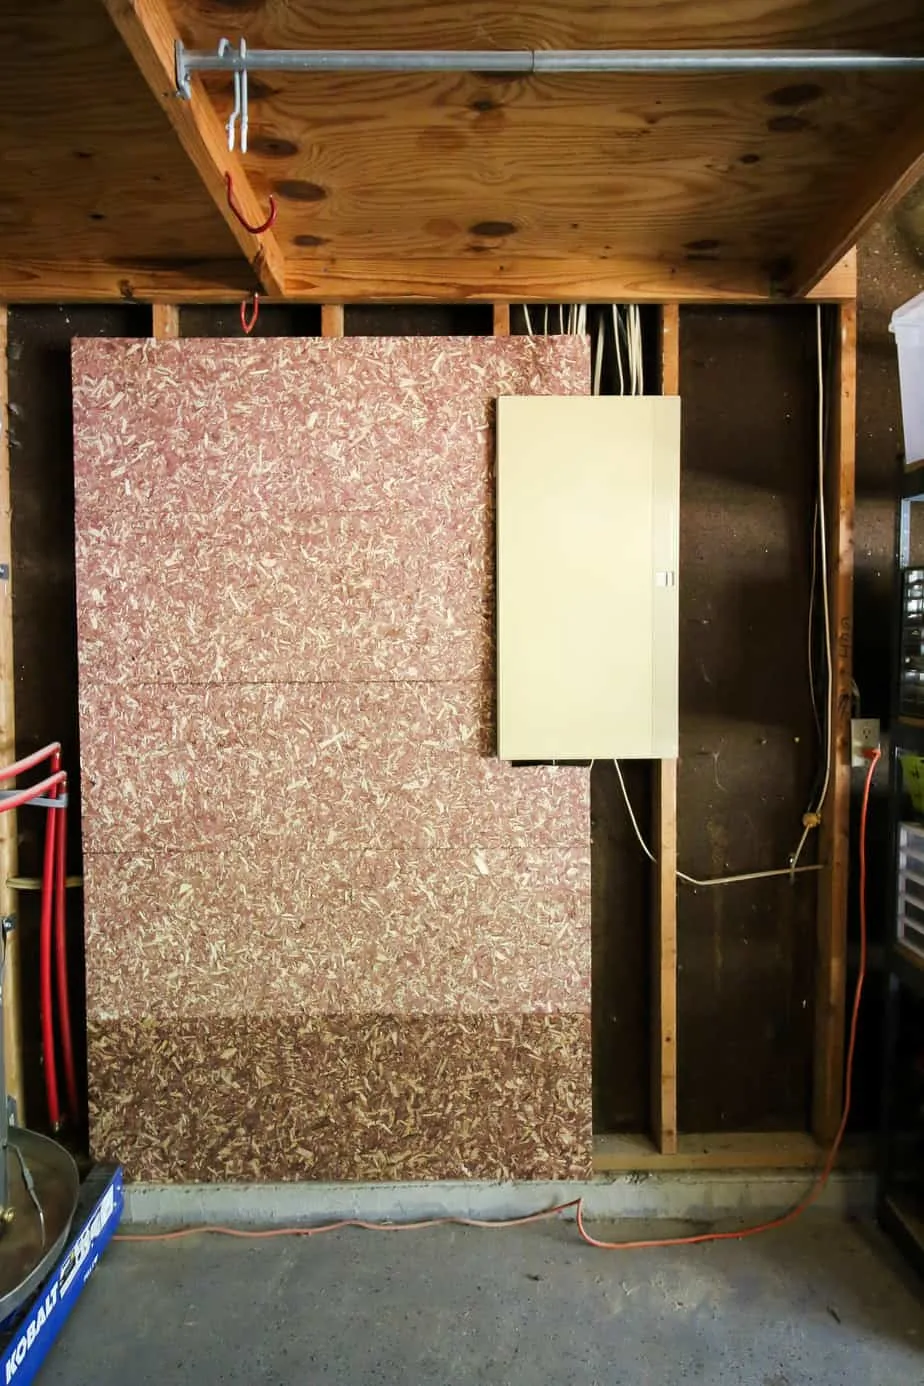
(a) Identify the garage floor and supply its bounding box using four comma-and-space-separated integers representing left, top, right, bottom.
42, 1215, 921, 1385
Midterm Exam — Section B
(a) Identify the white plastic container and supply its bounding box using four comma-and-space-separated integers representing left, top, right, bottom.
890, 290, 924, 465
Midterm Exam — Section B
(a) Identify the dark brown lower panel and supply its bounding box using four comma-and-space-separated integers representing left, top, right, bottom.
88, 1012, 591, 1182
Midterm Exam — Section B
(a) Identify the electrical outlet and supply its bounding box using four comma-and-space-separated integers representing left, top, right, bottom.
851, 717, 880, 768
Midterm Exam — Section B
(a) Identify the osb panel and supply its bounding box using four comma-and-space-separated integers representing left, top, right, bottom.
89, 1013, 592, 1182
77, 509, 490, 683
72, 337, 576, 517
83, 845, 591, 1019
78, 682, 586, 852
74, 335, 591, 1180
73, 337, 584, 683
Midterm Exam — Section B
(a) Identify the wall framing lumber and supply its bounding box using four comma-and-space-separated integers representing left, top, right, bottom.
806, 252, 858, 304
0, 260, 256, 305
285, 258, 775, 305
650, 302, 680, 1156
151, 304, 179, 339
593, 1130, 873, 1173
0, 255, 857, 308
100, 0, 286, 297
790, 102, 924, 295
812, 302, 857, 1144
320, 304, 345, 338
492, 304, 511, 336
0, 309, 23, 1117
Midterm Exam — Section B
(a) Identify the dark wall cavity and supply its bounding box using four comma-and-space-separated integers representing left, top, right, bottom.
8, 305, 148, 1143
676, 307, 819, 1131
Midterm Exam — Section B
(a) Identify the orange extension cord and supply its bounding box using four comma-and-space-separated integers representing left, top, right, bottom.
116, 746, 881, 1252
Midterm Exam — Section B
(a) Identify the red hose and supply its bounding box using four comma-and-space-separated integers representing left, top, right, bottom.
0, 747, 73, 1132
39, 752, 61, 1130
55, 795, 78, 1124
0, 743, 61, 783
0, 771, 66, 813
578, 745, 882, 1251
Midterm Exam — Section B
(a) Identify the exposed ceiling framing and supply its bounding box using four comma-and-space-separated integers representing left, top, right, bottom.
2, 1, 924, 303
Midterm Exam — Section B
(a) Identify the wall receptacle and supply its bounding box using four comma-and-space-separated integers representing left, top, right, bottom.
851, 717, 880, 768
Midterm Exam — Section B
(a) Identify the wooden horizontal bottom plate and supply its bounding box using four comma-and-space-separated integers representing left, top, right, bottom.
593, 1130, 874, 1172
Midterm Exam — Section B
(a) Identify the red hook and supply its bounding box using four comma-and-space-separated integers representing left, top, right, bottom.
241, 292, 260, 334
225, 172, 277, 235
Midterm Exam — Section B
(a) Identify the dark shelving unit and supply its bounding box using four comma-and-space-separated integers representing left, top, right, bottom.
879, 463, 924, 1277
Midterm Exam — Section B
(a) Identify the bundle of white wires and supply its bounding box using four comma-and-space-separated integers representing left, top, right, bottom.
519, 299, 830, 890
522, 302, 643, 397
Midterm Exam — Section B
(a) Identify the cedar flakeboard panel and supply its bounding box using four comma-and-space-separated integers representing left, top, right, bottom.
73, 335, 594, 1181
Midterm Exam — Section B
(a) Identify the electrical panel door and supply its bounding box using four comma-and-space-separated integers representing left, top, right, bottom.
496, 394, 680, 761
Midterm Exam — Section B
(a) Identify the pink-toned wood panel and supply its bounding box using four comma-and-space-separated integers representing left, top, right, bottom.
76, 509, 490, 684
78, 681, 587, 852
74, 334, 592, 1181
72, 337, 587, 521
83, 845, 591, 1019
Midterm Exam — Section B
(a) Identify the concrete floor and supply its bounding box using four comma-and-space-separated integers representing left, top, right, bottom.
41, 1216, 921, 1385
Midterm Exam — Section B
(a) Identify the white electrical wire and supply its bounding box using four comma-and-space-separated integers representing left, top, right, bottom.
624, 304, 644, 395
627, 306, 637, 394
593, 314, 605, 396
612, 306, 625, 395
790, 306, 833, 876
613, 760, 823, 888
522, 304, 533, 337
807, 496, 822, 741
631, 305, 643, 394
626, 305, 636, 393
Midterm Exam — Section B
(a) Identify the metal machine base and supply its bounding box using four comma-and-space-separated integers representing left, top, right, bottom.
0, 1130, 79, 1323
0, 1163, 122, 1385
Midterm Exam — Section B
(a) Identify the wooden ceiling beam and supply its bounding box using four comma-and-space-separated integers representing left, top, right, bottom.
787, 99, 924, 297
0, 251, 857, 305
100, 0, 287, 297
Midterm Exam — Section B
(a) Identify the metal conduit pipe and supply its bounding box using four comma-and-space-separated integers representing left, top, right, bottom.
176, 46, 924, 78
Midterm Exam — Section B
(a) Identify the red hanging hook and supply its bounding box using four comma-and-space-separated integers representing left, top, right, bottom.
225, 172, 277, 235
241, 292, 260, 334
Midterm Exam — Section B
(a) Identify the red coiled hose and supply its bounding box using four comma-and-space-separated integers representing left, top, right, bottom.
0, 742, 76, 1131
55, 797, 78, 1123
39, 749, 61, 1129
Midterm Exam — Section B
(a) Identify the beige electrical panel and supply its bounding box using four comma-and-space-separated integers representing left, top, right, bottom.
496, 395, 680, 761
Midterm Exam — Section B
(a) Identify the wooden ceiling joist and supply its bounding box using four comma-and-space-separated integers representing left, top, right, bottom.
3, 3, 923, 303
101, 0, 287, 297
0, 249, 856, 306
789, 97, 924, 296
